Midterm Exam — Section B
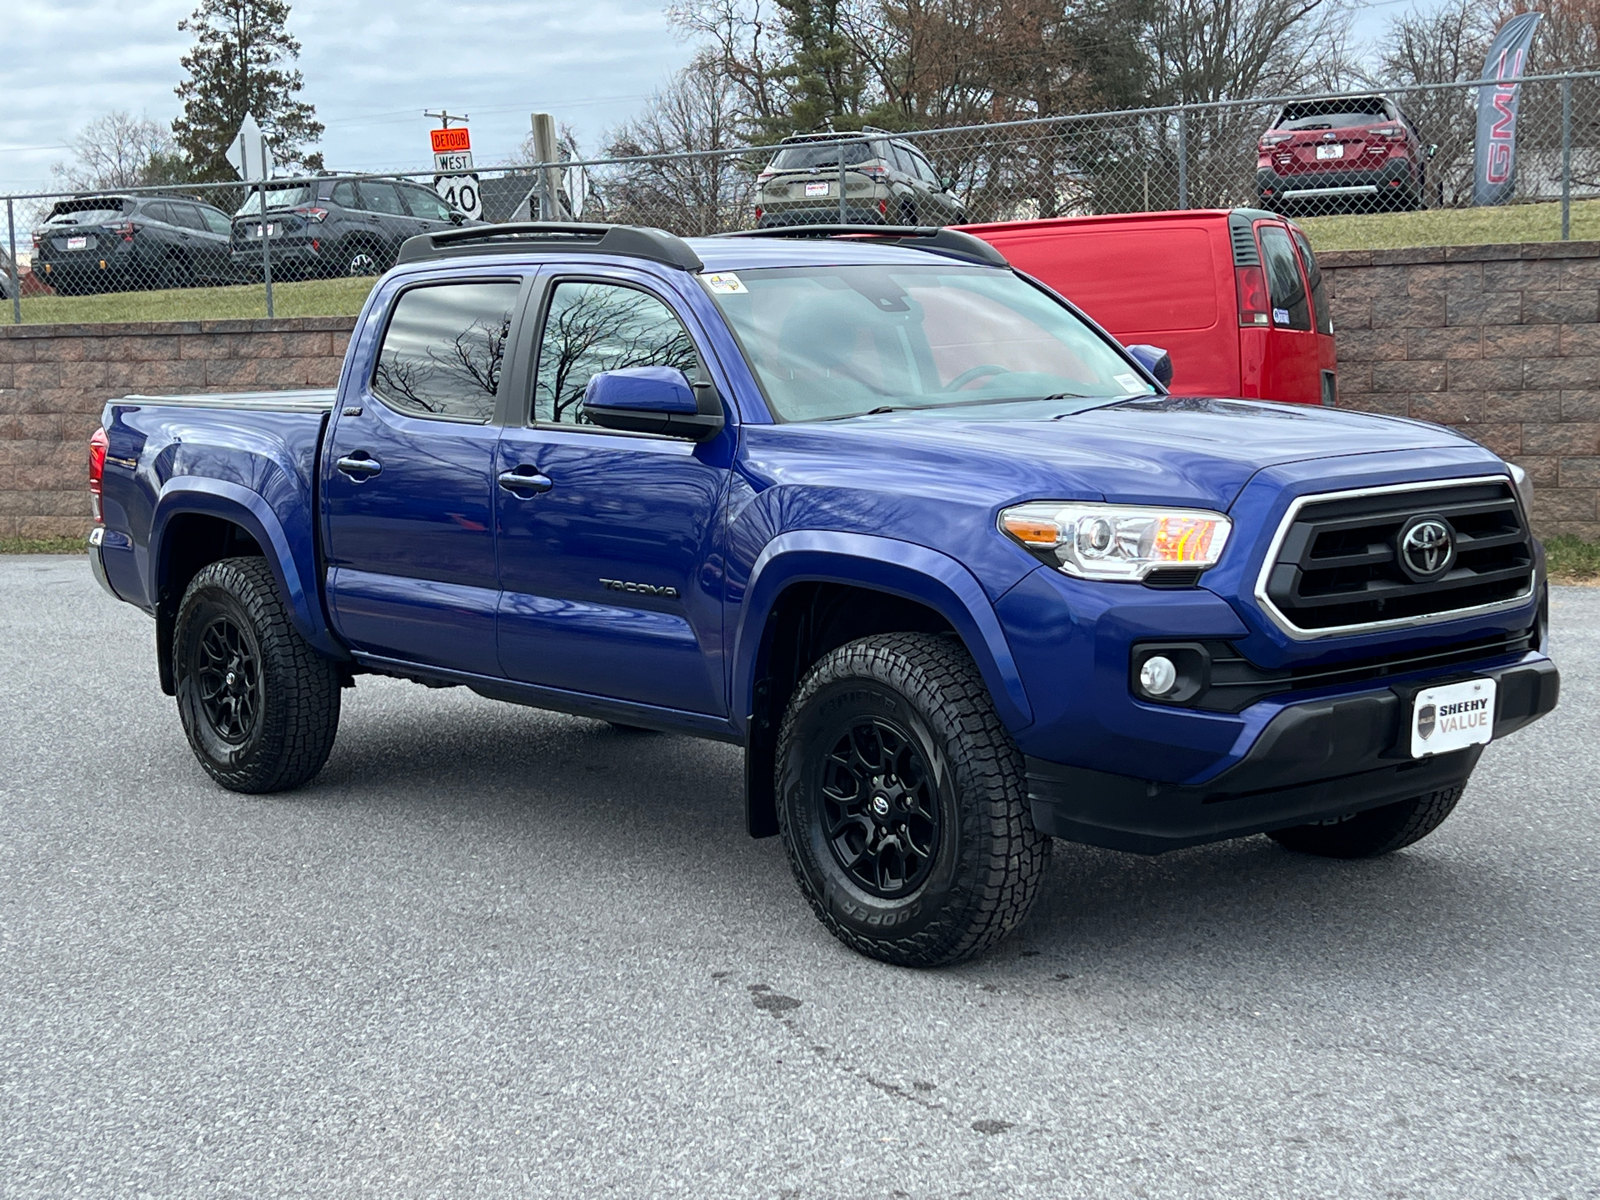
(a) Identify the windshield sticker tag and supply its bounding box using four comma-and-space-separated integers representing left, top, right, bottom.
703, 272, 748, 294
1113, 373, 1147, 393
1273, 307, 1291, 325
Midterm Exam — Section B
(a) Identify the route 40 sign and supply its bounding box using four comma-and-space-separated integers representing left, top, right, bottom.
430, 127, 482, 221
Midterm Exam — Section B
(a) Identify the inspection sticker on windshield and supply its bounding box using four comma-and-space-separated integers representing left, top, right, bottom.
1411, 677, 1496, 758
1113, 373, 1147, 393
703, 272, 748, 294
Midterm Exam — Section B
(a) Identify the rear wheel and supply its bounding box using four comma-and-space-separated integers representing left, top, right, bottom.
1267, 785, 1463, 858
344, 240, 381, 276
776, 633, 1050, 967
173, 557, 341, 793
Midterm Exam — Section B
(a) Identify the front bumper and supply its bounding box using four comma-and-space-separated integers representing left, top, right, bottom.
1027, 655, 1558, 854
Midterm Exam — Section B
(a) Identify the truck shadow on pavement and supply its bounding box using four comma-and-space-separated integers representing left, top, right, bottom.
292, 679, 1526, 979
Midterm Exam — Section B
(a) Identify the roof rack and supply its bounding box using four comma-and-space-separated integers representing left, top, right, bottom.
396, 222, 704, 271
716, 225, 1009, 269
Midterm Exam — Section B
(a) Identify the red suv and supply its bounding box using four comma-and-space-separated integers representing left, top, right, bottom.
1256, 96, 1431, 213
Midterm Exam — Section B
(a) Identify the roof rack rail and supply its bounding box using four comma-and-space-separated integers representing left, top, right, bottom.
396, 222, 704, 271
716, 224, 1009, 268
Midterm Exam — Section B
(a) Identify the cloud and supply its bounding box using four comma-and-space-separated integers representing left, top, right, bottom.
0, 0, 691, 194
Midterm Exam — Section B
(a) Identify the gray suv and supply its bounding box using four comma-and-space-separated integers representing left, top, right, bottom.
756, 130, 965, 228
231, 176, 474, 280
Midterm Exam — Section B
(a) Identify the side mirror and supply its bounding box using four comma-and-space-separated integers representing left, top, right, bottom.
1125, 344, 1173, 388
449, 211, 467, 225
580, 366, 725, 441
1427, 144, 1439, 160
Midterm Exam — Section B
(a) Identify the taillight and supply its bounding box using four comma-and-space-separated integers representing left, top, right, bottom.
878, 198, 888, 215
755, 206, 764, 220
1260, 132, 1293, 147
856, 163, 885, 175
1370, 125, 1406, 139
88, 427, 108, 523
1237, 266, 1270, 327
111, 221, 136, 241
295, 206, 328, 222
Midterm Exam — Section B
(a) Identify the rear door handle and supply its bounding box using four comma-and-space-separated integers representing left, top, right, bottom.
498, 467, 552, 495
336, 453, 382, 480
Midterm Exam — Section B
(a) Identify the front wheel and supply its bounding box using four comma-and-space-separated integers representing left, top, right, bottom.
1267, 785, 1464, 858
173, 557, 341, 793
775, 633, 1050, 967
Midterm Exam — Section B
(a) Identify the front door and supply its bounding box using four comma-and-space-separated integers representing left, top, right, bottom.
1256, 221, 1322, 404
495, 273, 730, 716
324, 276, 527, 676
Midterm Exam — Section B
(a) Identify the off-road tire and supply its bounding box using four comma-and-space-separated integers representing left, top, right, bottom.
173, 557, 341, 793
775, 633, 1050, 967
1267, 785, 1463, 859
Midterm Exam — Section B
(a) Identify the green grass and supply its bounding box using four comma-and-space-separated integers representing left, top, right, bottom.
1546, 535, 1600, 584
1299, 197, 1600, 252
12, 275, 376, 325
0, 535, 85, 554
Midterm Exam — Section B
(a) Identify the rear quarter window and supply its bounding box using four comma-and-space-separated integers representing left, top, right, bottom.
1258, 225, 1312, 332
1003, 227, 1220, 334
371, 281, 521, 422
1290, 228, 1333, 336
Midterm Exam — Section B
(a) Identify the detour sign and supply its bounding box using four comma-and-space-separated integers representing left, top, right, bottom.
430, 127, 471, 153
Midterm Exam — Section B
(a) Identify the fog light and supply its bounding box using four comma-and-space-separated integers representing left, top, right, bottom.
1139, 655, 1178, 696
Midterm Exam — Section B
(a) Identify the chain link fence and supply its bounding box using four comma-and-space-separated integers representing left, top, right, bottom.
8, 71, 1600, 325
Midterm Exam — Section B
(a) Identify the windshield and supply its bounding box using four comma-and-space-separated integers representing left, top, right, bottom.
770, 140, 881, 171
235, 185, 315, 215
704, 263, 1156, 422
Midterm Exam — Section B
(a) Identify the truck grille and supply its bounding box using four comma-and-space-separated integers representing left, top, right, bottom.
1258, 476, 1534, 635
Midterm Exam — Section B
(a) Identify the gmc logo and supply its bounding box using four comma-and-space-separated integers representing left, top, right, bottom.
1485, 47, 1525, 185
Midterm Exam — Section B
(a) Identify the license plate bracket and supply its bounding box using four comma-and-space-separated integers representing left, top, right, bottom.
1410, 678, 1496, 758
1316, 144, 1344, 160
804, 181, 831, 197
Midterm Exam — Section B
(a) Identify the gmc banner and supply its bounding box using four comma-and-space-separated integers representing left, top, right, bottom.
1475, 12, 1543, 206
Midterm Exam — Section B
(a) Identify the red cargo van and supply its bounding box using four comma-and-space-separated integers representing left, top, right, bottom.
961, 209, 1338, 406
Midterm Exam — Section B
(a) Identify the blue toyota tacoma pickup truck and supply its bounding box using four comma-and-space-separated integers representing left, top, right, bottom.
88, 222, 1558, 966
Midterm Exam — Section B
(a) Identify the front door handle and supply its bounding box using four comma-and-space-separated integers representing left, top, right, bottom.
498, 467, 552, 495
336, 453, 383, 480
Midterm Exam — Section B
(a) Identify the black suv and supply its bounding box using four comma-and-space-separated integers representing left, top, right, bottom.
231, 176, 473, 279
755, 130, 965, 227
32, 194, 237, 295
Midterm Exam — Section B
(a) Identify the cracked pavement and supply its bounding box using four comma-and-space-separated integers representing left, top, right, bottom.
2, 555, 1596, 1198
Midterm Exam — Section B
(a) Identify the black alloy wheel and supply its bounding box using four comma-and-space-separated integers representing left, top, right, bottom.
818, 715, 941, 898
193, 614, 262, 743
776, 633, 1050, 967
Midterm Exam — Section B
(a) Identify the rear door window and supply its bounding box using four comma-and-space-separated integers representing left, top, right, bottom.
359, 182, 406, 216
199, 207, 234, 236
1257, 224, 1311, 332
1289, 227, 1333, 335
141, 202, 177, 225
330, 181, 359, 208
169, 204, 208, 232
372, 281, 521, 422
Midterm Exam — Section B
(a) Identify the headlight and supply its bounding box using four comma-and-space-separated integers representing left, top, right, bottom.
1508, 462, 1533, 517
999, 502, 1232, 582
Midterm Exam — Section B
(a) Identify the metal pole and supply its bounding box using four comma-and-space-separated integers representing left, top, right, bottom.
259, 140, 274, 319
838, 141, 847, 223
1176, 107, 1189, 210
1562, 77, 1573, 241
7, 199, 20, 325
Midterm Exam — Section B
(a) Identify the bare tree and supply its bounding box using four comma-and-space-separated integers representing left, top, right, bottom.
51, 112, 186, 192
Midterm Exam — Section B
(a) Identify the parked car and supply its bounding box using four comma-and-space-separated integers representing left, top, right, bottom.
756, 130, 965, 227
231, 175, 472, 280
88, 222, 1557, 968
964, 209, 1338, 406
32, 194, 237, 295
1256, 96, 1432, 213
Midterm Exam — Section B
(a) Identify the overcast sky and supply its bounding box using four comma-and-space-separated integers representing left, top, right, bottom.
2, 0, 1425, 203
0, 0, 690, 196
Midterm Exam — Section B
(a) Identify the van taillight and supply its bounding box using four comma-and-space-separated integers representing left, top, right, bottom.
89, 427, 108, 523
1236, 266, 1270, 326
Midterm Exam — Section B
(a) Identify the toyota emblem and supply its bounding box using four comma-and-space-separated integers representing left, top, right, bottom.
1398, 516, 1455, 581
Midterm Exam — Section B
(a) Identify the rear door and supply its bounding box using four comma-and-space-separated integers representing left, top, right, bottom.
323, 274, 531, 675
1255, 221, 1322, 404
355, 181, 412, 265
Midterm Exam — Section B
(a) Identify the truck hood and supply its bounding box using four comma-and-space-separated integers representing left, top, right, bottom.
779, 396, 1482, 511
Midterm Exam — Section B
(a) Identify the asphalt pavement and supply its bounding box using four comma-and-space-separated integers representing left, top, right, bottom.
2, 554, 1596, 1199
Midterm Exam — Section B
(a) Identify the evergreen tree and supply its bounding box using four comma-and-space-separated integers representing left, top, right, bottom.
767, 0, 867, 134
172, 0, 324, 181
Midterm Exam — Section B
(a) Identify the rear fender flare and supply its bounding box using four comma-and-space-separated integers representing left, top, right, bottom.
732, 531, 1032, 732
149, 478, 343, 658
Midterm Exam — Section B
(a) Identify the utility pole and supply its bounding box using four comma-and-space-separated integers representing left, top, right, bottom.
424, 110, 468, 129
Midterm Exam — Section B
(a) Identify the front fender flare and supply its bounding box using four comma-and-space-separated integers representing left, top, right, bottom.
732, 531, 1032, 732
149, 478, 343, 659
